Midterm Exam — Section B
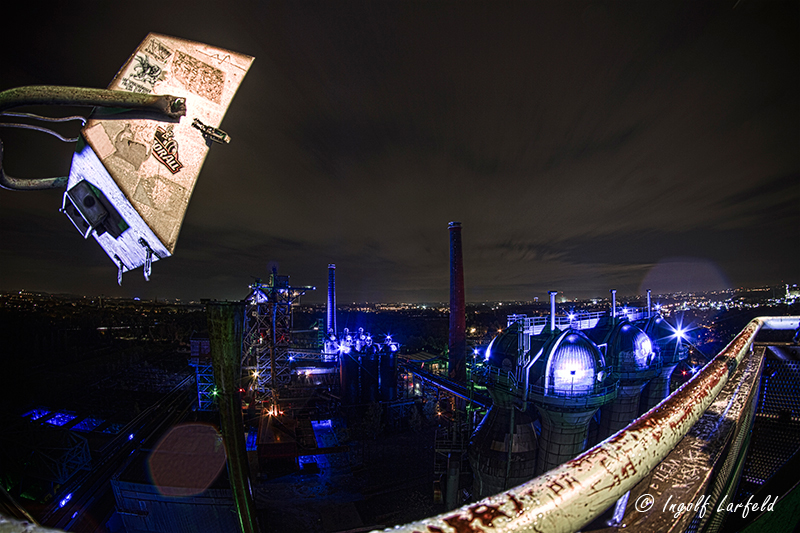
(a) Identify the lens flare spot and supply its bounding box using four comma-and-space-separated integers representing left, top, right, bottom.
147, 423, 227, 497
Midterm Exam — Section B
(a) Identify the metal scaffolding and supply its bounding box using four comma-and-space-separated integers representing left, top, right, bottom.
188, 338, 216, 411
242, 268, 313, 395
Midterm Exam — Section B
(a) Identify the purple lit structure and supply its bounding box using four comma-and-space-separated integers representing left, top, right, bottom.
469, 323, 538, 498
587, 308, 659, 442
327, 264, 337, 337
636, 312, 690, 411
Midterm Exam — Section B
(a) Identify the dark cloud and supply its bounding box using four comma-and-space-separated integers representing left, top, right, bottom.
0, 0, 797, 303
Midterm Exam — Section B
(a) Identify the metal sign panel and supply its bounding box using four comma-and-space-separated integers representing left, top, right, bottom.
64, 33, 253, 281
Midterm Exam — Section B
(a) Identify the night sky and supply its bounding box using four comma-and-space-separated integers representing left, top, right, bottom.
0, 1, 797, 304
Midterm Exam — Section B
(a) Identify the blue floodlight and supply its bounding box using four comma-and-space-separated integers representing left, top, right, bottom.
72, 417, 104, 432
484, 337, 496, 361
549, 334, 598, 395
46, 412, 77, 427
22, 408, 51, 421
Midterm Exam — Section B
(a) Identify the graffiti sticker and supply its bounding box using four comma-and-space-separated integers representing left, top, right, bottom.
152, 125, 183, 174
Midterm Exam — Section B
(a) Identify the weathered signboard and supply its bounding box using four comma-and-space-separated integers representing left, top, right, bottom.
62, 34, 253, 283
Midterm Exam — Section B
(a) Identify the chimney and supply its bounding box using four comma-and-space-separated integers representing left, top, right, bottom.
646, 289, 652, 319
611, 289, 617, 319
449, 222, 466, 383
327, 264, 336, 336
549, 291, 557, 332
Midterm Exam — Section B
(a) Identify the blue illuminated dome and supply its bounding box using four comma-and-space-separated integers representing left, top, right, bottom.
545, 330, 606, 395
486, 323, 522, 371
640, 316, 680, 347
611, 324, 654, 371
638, 315, 688, 365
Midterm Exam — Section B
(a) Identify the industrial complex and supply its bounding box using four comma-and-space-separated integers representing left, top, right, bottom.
1, 223, 799, 533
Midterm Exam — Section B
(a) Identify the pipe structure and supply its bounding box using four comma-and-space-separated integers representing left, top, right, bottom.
207, 302, 258, 533
0, 85, 186, 191
327, 264, 336, 336
611, 289, 617, 318
646, 289, 652, 319
549, 291, 557, 332
375, 316, 798, 533
0, 139, 67, 190
400, 362, 491, 408
448, 221, 466, 384
0, 85, 186, 117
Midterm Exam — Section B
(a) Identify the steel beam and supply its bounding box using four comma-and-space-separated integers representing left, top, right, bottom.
208, 302, 258, 533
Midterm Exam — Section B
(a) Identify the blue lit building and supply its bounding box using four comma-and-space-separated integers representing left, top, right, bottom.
587, 314, 659, 441
470, 290, 620, 481
469, 323, 538, 499
524, 326, 617, 474
111, 454, 239, 533
636, 314, 689, 411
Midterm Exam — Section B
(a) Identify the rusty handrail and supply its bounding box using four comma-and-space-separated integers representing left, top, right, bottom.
377, 316, 799, 533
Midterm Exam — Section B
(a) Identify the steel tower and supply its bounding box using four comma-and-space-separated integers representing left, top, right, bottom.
242, 268, 314, 394
327, 264, 336, 336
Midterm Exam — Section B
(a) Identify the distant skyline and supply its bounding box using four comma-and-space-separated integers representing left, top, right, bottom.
1, 1, 797, 304
3, 282, 791, 307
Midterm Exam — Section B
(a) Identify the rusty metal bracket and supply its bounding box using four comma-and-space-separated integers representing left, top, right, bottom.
0, 85, 186, 191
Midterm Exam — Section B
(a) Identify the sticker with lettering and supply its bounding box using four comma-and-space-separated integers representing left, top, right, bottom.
152, 125, 183, 174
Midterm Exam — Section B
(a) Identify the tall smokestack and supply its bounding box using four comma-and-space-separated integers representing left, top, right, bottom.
549, 291, 557, 332
611, 289, 617, 319
449, 221, 466, 383
327, 264, 336, 336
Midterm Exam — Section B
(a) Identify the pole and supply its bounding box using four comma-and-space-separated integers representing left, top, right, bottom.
208, 301, 258, 533
611, 289, 617, 319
